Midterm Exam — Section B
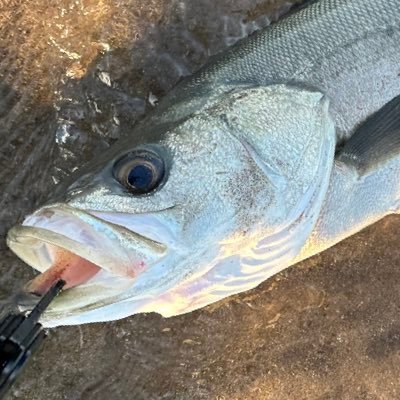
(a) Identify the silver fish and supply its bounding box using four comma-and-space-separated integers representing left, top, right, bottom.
7, 0, 400, 327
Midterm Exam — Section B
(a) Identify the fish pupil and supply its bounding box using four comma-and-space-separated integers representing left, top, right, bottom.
127, 164, 153, 190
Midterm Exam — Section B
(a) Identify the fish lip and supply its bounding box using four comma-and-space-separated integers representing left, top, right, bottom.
87, 209, 178, 248
7, 225, 117, 276
7, 204, 168, 287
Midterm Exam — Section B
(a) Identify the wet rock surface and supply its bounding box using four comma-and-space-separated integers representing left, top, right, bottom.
1, 1, 400, 399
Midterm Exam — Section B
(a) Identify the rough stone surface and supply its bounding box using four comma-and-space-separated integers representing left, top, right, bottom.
1, 1, 400, 399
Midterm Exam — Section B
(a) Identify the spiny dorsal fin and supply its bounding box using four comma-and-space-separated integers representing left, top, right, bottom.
337, 95, 400, 174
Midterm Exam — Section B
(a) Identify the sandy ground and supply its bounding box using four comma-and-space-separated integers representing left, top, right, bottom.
1, 1, 400, 399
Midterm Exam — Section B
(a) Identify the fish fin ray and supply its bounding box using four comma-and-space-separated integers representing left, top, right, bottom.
336, 94, 400, 174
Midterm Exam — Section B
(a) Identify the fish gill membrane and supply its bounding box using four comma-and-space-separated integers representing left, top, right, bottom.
6, 0, 400, 327
7, 84, 336, 327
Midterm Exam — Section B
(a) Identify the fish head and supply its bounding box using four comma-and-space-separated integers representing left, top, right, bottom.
7, 84, 336, 326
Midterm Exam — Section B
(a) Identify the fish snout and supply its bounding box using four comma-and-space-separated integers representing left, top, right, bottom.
7, 204, 166, 294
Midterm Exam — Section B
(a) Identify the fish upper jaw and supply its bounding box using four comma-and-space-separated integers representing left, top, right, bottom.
7, 203, 167, 295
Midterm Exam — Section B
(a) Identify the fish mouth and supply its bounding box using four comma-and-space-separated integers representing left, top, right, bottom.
7, 204, 167, 312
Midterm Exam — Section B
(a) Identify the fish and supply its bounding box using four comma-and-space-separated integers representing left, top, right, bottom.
6, 0, 400, 327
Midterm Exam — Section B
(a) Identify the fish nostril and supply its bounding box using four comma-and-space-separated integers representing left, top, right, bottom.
41, 210, 55, 218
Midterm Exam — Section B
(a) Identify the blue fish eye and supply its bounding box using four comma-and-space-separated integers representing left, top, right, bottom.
128, 165, 154, 189
113, 149, 165, 195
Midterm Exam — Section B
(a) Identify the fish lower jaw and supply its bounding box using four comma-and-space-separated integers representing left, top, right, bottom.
6, 225, 140, 296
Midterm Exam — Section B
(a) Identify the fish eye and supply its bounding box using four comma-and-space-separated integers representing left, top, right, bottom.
113, 149, 165, 195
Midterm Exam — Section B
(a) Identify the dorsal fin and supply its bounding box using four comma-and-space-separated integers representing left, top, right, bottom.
337, 95, 400, 174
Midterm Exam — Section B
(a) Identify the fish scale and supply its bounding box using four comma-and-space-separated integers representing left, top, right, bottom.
145, 0, 400, 141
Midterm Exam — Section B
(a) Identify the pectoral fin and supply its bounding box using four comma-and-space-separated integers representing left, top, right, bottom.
337, 95, 400, 174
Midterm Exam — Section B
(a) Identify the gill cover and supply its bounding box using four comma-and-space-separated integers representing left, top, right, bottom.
148, 84, 337, 316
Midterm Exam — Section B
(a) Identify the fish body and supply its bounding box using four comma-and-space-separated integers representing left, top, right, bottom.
7, 0, 400, 326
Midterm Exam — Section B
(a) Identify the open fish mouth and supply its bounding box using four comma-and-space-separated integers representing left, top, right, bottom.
7, 204, 167, 308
